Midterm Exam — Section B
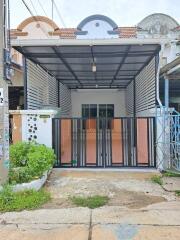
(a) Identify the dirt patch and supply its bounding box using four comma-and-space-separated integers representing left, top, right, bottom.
42, 190, 166, 209
108, 190, 166, 209
42, 170, 168, 209
42, 198, 73, 209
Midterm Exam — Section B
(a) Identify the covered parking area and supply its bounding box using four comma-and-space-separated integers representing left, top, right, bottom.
12, 38, 161, 168
18, 41, 159, 89
12, 38, 161, 114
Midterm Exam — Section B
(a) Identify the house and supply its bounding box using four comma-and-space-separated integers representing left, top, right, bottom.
10, 13, 180, 111
10, 13, 180, 170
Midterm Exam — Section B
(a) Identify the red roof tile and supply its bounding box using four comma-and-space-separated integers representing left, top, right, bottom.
117, 27, 137, 38
11, 26, 138, 39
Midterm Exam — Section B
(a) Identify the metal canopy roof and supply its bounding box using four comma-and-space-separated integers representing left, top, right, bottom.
12, 39, 161, 89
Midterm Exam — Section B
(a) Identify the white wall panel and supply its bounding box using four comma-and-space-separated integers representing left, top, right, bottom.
59, 82, 72, 117
71, 89, 126, 117
126, 57, 156, 116
135, 57, 156, 113
26, 60, 58, 109
126, 81, 134, 115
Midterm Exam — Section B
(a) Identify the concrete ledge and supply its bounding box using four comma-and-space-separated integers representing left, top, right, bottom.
9, 109, 57, 115
54, 168, 159, 173
0, 169, 52, 192
12, 169, 50, 192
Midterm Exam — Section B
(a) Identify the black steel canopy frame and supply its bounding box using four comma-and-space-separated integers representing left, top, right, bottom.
14, 43, 161, 89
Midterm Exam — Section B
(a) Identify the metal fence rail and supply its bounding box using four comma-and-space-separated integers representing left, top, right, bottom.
170, 114, 180, 170
156, 107, 180, 171
52, 117, 156, 168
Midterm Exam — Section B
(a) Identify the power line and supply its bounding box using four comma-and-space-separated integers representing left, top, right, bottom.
51, 0, 54, 20
37, 0, 48, 17
21, 0, 34, 17
29, 0, 39, 16
21, 0, 50, 38
53, 0, 66, 27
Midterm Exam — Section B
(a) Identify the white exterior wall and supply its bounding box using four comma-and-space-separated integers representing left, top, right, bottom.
161, 42, 180, 67
77, 20, 118, 39
71, 89, 126, 117
19, 21, 59, 39
16, 110, 57, 148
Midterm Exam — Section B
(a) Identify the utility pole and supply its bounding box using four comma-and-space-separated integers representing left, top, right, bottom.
0, 0, 9, 184
51, 0, 54, 20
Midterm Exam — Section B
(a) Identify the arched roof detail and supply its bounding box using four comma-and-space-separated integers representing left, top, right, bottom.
17, 16, 59, 31
77, 14, 118, 30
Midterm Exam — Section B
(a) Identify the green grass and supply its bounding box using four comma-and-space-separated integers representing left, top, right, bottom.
163, 171, 180, 178
175, 190, 180, 196
151, 175, 163, 185
70, 195, 109, 209
0, 186, 50, 212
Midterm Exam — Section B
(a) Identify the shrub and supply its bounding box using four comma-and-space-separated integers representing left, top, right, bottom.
9, 142, 56, 184
9, 167, 32, 184
10, 142, 31, 167
0, 185, 50, 212
27, 144, 55, 177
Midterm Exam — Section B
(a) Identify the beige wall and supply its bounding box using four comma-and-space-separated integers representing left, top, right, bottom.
19, 21, 59, 39
10, 113, 22, 144
11, 68, 23, 86
71, 89, 126, 117
11, 48, 23, 66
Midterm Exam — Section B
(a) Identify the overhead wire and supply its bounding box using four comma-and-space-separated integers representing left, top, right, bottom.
21, 0, 50, 38
22, 0, 67, 31
21, 0, 34, 17
29, 0, 39, 16
21, 0, 60, 78
37, 0, 48, 17
53, 0, 66, 27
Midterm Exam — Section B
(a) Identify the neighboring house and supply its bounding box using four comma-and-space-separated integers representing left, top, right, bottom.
10, 13, 180, 170
9, 48, 24, 109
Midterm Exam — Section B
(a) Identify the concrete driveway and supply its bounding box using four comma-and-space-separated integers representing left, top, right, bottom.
0, 169, 180, 240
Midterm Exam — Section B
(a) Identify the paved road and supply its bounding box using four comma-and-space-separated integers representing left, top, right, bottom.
1, 201, 180, 240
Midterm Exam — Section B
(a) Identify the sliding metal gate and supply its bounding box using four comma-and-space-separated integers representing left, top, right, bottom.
52, 117, 156, 168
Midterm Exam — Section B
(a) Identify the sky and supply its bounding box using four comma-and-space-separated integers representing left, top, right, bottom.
10, 0, 180, 29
